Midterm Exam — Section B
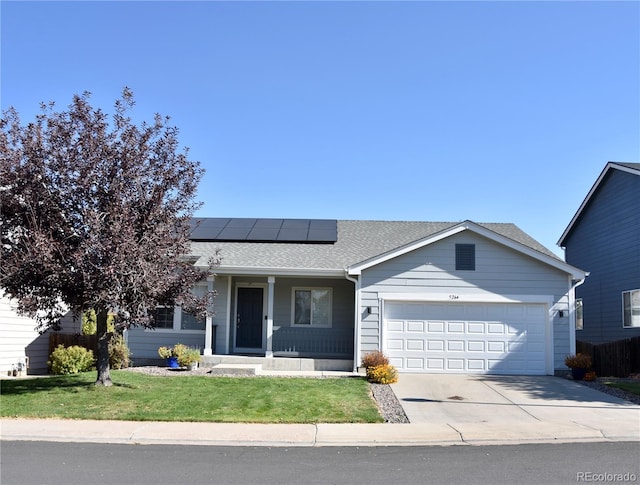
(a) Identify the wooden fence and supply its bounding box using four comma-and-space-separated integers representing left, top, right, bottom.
576, 336, 640, 377
48, 333, 98, 357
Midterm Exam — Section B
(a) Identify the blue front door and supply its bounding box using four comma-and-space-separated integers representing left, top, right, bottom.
236, 287, 263, 349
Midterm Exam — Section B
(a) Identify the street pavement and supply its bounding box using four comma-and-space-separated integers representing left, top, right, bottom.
1, 373, 639, 447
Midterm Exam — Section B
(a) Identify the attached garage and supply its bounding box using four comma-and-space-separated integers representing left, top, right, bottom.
384, 301, 549, 375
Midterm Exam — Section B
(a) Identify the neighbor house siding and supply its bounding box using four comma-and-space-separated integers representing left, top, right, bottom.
358, 232, 572, 370
563, 168, 640, 344
0, 294, 77, 374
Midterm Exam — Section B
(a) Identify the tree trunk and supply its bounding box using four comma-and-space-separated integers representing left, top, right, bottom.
95, 308, 113, 387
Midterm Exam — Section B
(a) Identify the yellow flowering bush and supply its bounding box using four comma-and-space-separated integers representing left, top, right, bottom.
366, 364, 398, 384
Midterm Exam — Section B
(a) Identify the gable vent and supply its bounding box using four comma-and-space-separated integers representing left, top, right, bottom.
456, 244, 475, 271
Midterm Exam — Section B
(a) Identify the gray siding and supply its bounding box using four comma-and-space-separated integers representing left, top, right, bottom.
271, 277, 354, 330
212, 275, 230, 354
564, 168, 640, 344
127, 277, 230, 360
127, 275, 355, 359
230, 276, 355, 357
127, 328, 205, 361
271, 277, 354, 357
359, 232, 572, 371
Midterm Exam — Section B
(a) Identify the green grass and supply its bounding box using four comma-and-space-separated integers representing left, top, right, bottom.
0, 371, 383, 423
605, 381, 640, 397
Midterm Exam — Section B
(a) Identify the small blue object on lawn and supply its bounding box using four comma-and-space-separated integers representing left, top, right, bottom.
167, 357, 179, 369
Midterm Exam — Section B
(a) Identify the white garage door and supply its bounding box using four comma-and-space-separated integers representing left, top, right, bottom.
385, 301, 547, 375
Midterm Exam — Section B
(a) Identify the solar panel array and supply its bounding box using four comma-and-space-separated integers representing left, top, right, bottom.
190, 218, 337, 243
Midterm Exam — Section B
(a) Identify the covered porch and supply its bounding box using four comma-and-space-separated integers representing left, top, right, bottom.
202, 273, 357, 362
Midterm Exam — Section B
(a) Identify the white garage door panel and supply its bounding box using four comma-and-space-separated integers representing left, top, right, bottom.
385, 302, 547, 375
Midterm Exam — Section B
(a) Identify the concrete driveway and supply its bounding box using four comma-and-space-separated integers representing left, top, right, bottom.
390, 374, 640, 442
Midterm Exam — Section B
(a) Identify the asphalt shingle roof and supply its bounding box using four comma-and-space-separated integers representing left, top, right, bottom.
189, 219, 560, 273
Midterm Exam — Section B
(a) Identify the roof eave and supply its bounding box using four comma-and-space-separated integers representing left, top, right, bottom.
348, 220, 587, 280
211, 265, 345, 278
558, 162, 640, 247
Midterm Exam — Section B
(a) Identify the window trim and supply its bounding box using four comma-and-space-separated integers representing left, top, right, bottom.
146, 305, 205, 333
291, 287, 333, 328
622, 289, 640, 328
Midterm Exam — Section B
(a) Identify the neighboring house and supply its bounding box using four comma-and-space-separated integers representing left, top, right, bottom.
558, 161, 640, 345
127, 218, 586, 375
0, 293, 77, 375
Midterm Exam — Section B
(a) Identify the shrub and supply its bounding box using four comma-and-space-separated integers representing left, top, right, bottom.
81, 309, 115, 335
584, 371, 597, 382
177, 347, 201, 368
565, 353, 592, 369
48, 345, 95, 375
158, 346, 173, 359
172, 343, 189, 361
108, 334, 131, 369
361, 351, 389, 369
157, 343, 199, 367
366, 364, 398, 384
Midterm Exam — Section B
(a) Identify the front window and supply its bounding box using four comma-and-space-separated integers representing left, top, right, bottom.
152, 307, 174, 329
181, 310, 205, 330
623, 289, 640, 328
293, 288, 332, 327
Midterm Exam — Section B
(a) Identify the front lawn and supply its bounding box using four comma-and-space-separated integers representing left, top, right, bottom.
605, 381, 640, 398
0, 372, 383, 423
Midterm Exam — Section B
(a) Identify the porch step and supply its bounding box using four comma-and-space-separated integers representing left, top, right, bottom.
206, 363, 263, 376
200, 355, 353, 372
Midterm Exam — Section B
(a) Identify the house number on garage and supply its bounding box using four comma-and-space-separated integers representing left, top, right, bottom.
449, 294, 460, 300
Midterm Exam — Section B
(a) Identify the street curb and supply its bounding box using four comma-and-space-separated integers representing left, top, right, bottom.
2, 419, 638, 447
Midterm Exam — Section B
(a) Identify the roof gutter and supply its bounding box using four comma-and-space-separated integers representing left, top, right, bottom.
568, 274, 588, 355
209, 266, 345, 278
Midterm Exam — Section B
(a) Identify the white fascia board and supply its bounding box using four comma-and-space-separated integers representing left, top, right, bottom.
558, 162, 640, 247
214, 266, 345, 278
347, 225, 467, 275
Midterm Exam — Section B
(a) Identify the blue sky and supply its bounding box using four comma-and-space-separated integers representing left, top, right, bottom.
2, 1, 638, 256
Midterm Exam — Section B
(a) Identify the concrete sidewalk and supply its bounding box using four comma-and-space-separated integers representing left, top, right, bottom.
2, 416, 638, 447
2, 372, 639, 447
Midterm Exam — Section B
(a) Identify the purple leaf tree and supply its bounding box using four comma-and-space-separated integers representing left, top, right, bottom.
1, 89, 217, 386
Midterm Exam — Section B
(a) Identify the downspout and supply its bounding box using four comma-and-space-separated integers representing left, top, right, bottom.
345, 271, 360, 373
568, 275, 588, 356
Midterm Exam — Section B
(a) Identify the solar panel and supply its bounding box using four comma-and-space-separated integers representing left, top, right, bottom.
190, 218, 337, 243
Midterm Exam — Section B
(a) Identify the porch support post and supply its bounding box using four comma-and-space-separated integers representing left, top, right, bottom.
266, 276, 275, 358
203, 276, 215, 356
345, 273, 360, 373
